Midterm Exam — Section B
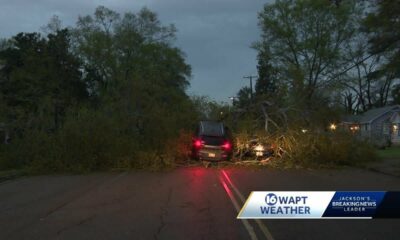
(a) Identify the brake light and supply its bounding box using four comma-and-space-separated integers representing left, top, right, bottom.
221, 141, 231, 151
194, 139, 203, 148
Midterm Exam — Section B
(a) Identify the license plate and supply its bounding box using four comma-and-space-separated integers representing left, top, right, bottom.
208, 153, 216, 157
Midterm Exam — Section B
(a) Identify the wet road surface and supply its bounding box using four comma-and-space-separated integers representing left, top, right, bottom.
1, 167, 400, 240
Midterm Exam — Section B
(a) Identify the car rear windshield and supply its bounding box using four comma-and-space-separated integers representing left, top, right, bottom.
200, 121, 224, 136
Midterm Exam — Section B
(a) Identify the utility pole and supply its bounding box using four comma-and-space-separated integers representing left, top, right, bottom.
228, 96, 238, 131
243, 75, 257, 101
229, 96, 237, 106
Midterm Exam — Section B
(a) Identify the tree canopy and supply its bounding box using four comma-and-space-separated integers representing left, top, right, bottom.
0, 6, 196, 171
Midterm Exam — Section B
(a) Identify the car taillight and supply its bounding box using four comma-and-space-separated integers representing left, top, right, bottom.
194, 139, 203, 148
221, 141, 231, 151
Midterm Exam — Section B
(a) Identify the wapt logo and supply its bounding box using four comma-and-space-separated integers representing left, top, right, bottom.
265, 193, 278, 206
261, 192, 311, 216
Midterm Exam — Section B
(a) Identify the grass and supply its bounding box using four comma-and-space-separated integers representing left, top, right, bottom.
376, 146, 400, 159
0, 169, 26, 182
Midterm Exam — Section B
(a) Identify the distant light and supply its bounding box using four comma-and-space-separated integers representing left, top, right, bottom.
329, 123, 337, 131
350, 125, 359, 132
254, 144, 265, 152
301, 129, 308, 133
394, 124, 398, 131
256, 151, 264, 157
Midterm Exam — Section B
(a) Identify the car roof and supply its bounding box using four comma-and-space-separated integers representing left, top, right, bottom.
199, 121, 225, 136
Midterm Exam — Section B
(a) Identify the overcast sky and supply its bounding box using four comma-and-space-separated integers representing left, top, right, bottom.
0, 0, 269, 102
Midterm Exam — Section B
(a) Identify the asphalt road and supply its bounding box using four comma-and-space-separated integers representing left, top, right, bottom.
1, 167, 400, 240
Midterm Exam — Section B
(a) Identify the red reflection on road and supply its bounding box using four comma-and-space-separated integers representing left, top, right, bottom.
192, 167, 206, 177
182, 167, 208, 201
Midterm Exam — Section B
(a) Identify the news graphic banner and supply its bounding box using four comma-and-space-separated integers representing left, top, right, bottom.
237, 191, 400, 219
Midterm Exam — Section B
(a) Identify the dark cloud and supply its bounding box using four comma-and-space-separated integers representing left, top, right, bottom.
0, 0, 268, 102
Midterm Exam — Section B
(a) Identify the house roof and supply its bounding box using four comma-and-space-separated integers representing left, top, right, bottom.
341, 115, 360, 123
343, 105, 400, 124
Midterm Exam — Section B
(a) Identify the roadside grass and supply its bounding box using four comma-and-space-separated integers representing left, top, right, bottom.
376, 147, 400, 159
0, 169, 26, 182
365, 147, 400, 177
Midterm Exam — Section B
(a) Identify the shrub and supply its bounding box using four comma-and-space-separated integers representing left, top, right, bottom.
162, 130, 193, 165
0, 105, 196, 173
0, 130, 60, 171
0, 108, 138, 173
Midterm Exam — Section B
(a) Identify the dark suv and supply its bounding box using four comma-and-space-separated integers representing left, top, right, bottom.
192, 121, 233, 161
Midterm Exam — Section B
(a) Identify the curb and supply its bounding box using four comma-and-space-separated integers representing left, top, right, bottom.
362, 166, 400, 178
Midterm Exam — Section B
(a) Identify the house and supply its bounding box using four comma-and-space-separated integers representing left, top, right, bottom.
341, 105, 400, 146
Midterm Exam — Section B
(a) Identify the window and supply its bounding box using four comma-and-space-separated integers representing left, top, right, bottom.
200, 121, 224, 136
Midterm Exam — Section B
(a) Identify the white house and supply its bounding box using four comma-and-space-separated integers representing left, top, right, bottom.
341, 105, 400, 146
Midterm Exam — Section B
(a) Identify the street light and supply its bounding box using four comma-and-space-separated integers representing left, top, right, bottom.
229, 96, 237, 106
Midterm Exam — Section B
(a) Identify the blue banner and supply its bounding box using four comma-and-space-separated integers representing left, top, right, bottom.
238, 191, 400, 219
322, 191, 385, 218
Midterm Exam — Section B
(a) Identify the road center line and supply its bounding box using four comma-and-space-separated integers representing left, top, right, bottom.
221, 170, 275, 240
220, 176, 258, 240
